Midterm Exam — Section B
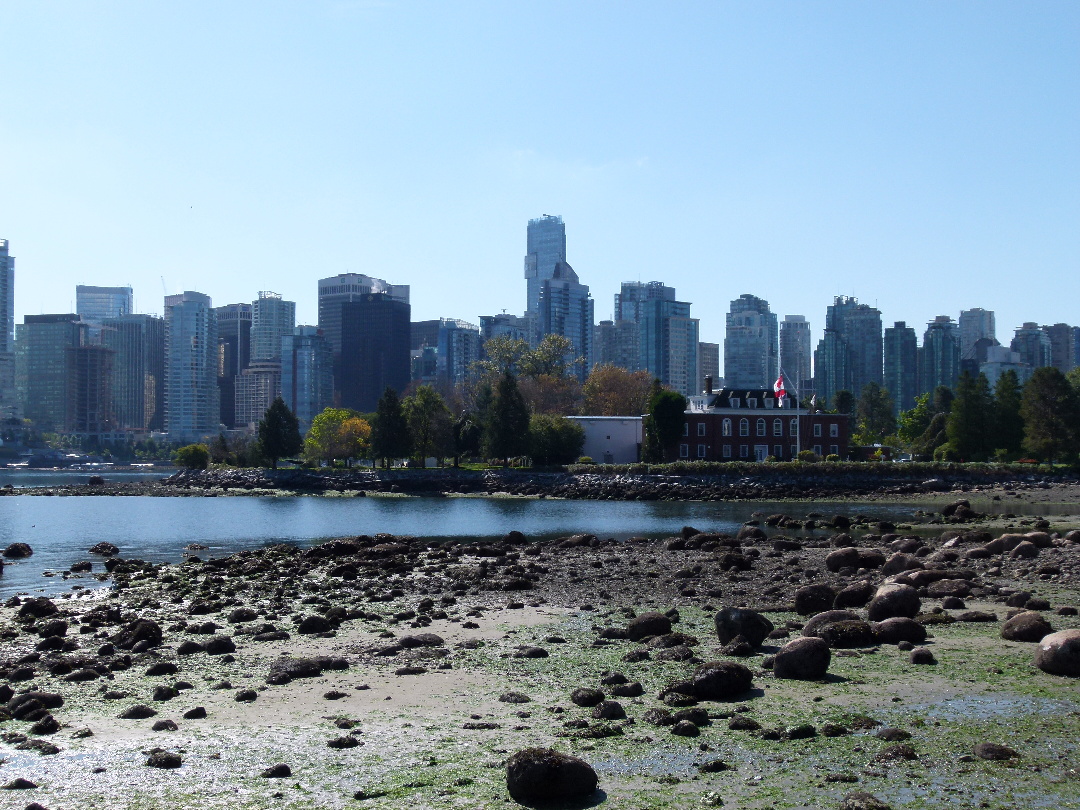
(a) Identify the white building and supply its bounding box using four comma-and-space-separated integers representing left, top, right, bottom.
567, 416, 642, 465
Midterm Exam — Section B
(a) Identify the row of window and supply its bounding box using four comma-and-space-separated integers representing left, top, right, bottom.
679, 443, 841, 459
686, 419, 839, 438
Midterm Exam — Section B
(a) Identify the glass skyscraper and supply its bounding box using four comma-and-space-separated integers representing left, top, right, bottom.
76, 285, 133, 343
524, 215, 566, 317
164, 292, 219, 442
0, 240, 15, 419
724, 294, 778, 389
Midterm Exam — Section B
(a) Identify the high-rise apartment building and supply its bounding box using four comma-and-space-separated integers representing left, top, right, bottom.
724, 294, 778, 390
0, 241, 14, 419
436, 319, 482, 388
339, 293, 411, 412
536, 262, 594, 382
15, 314, 87, 431
524, 215, 566, 317
958, 308, 996, 361
411, 320, 443, 352
234, 361, 283, 428
638, 296, 699, 396
778, 315, 812, 394
919, 316, 962, 394
479, 313, 530, 345
698, 342, 720, 391
214, 303, 252, 429
102, 314, 165, 431
593, 320, 640, 372
76, 285, 133, 343
164, 292, 219, 442
884, 321, 918, 415
813, 296, 882, 407
614, 281, 675, 323
251, 291, 295, 363
1042, 323, 1075, 373
67, 345, 115, 437
281, 326, 333, 432
1011, 323, 1052, 371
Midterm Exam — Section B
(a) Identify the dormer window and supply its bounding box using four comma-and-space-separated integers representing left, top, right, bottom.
765, 398, 774, 409
747, 398, 757, 408
730, 398, 740, 409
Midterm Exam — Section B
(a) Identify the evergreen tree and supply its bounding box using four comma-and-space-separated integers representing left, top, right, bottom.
946, 372, 994, 461
856, 382, 895, 444
451, 414, 481, 468
258, 397, 303, 470
403, 385, 454, 465
1020, 366, 1080, 464
528, 413, 586, 465
932, 385, 955, 415
643, 384, 687, 462
371, 387, 411, 468
993, 370, 1024, 457
485, 372, 530, 465
833, 390, 855, 416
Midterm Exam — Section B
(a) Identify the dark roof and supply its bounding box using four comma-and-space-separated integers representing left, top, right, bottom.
701, 388, 805, 410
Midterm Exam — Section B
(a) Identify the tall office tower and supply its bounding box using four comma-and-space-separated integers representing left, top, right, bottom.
281, 326, 333, 431
76, 285, 133, 343
698, 342, 720, 390
813, 296, 882, 407
1041, 323, 1075, 373
778, 315, 812, 394
0, 240, 14, 419
614, 281, 676, 323
14, 314, 86, 431
339, 293, 411, 412
102, 314, 165, 431
437, 319, 481, 388
214, 303, 252, 429
67, 345, 115, 437
536, 261, 594, 382
919, 316, 962, 394
251, 291, 295, 363
724, 294, 778, 389
1074, 326, 1080, 369
411, 320, 442, 351
164, 292, 219, 442
884, 321, 919, 415
958, 308, 996, 361
638, 296, 699, 396
1010, 322, 1052, 371
524, 215, 566, 317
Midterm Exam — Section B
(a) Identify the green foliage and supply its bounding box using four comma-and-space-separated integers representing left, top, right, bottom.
519, 334, 583, 379
257, 397, 303, 469
825, 454, 841, 462
173, 444, 210, 470
484, 372, 530, 465
946, 372, 995, 461
451, 414, 481, 467
371, 388, 411, 468
932, 385, 955, 415
403, 385, 453, 464
993, 370, 1024, 456
643, 384, 687, 462
913, 411, 950, 460
527, 413, 586, 465
1020, 366, 1080, 464
897, 394, 932, 445
797, 449, 819, 462
856, 382, 895, 443
305, 408, 371, 466
581, 365, 653, 416
832, 390, 854, 415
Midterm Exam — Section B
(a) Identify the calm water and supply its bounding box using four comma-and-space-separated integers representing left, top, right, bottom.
0, 469, 170, 488
0, 494, 925, 597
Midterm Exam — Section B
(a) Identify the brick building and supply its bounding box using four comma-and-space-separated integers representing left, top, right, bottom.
682, 388, 849, 462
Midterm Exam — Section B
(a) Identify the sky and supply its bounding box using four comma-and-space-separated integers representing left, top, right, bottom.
1, 1, 1077, 363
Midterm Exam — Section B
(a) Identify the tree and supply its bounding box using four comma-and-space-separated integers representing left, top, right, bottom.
993, 370, 1024, 458
946, 372, 995, 461
258, 397, 303, 469
472, 336, 530, 379
485, 372, 530, 465
403, 385, 454, 465
643, 384, 687, 462
174, 444, 210, 470
932, 385, 955, 415
527, 413, 585, 465
451, 414, 481, 467
371, 388, 411, 468
855, 382, 895, 444
1020, 366, 1080, 464
581, 365, 653, 416
897, 394, 932, 446
305, 408, 371, 466
519, 334, 583, 379
519, 373, 583, 415
832, 390, 854, 416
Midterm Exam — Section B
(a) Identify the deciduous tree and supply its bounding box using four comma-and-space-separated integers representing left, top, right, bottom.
855, 382, 895, 444
527, 413, 585, 465
304, 408, 371, 466
1021, 366, 1080, 464
371, 388, 411, 468
993, 370, 1024, 458
403, 385, 453, 464
581, 365, 653, 416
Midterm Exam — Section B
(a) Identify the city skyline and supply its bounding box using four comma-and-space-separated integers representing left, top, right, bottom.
1, 3, 1076, 348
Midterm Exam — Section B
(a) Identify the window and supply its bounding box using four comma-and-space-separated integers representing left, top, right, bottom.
740, 444, 749, 458
697, 443, 707, 458
765, 398, 774, 409
790, 418, 798, 434
790, 445, 798, 458
813, 424, 822, 437
739, 418, 749, 436
679, 443, 689, 458
830, 445, 839, 456
756, 418, 766, 436
722, 418, 732, 437
697, 422, 707, 437
730, 398, 740, 408
723, 444, 732, 458
830, 423, 839, 437
774, 445, 783, 459
682, 422, 689, 436
773, 418, 783, 437
747, 398, 757, 408
813, 444, 822, 456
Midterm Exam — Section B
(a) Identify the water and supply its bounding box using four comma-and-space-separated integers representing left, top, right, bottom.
0, 468, 169, 488
0, 494, 922, 597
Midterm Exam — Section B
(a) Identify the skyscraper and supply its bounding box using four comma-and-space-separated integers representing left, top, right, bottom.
251, 291, 296, 363
524, 215, 566, 317
919, 316, 962, 394
15, 314, 86, 431
638, 295, 699, 396
813, 296, 882, 407
164, 292, 219, 442
1041, 323, 1075, 373
884, 321, 918, 415
67, 345, 115, 437
0, 240, 14, 419
339, 293, 411, 412
281, 326, 333, 431
614, 281, 675, 323
1011, 323, 1052, 371
698, 342, 720, 390
214, 303, 252, 429
436, 319, 482, 388
102, 314, 165, 431
76, 285, 133, 343
724, 294, 778, 389
778, 315, 812, 394
958, 308, 996, 361
536, 261, 594, 382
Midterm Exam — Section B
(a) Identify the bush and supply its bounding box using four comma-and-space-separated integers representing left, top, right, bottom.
797, 450, 819, 463
825, 454, 841, 462
577, 456, 594, 464
174, 444, 210, 470
527, 414, 585, 466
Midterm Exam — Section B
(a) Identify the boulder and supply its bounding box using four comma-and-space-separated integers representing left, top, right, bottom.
88, 541, 119, 556
1001, 611, 1053, 643
803, 610, 860, 637
688, 661, 753, 700
2, 542, 33, 559
1034, 629, 1080, 676
794, 585, 837, 616
817, 620, 876, 649
926, 579, 971, 599
266, 657, 323, 685
833, 580, 874, 609
867, 584, 920, 621
714, 607, 773, 648
773, 637, 831, 680
505, 748, 598, 805
840, 792, 893, 810
872, 617, 927, 645
112, 619, 163, 651
626, 612, 672, 642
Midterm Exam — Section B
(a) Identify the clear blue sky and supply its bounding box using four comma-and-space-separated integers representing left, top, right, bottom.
2, 1, 1077, 359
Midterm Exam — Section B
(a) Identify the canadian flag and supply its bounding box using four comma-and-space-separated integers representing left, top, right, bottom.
773, 374, 787, 397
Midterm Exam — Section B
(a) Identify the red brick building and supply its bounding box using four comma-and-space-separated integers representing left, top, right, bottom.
681, 388, 850, 462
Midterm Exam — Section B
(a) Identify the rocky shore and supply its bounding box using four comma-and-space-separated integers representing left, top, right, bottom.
1, 501, 1079, 808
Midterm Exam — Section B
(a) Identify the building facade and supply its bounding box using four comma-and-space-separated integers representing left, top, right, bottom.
251, 291, 295, 363
778, 315, 812, 394
234, 361, 283, 428
338, 293, 411, 412
0, 240, 15, 419
1042, 323, 1075, 373
814, 296, 882, 408
566, 416, 643, 464
724, 294, 778, 390
1010, 322, 1052, 371
164, 292, 219, 442
214, 303, 252, 429
76, 285, 133, 343
15, 314, 86, 432
67, 345, 115, 437
884, 321, 919, 415
919, 316, 962, 395
638, 296, 699, 396
958, 308, 996, 361
102, 314, 165, 432
437, 319, 481, 388
280, 326, 334, 432
524, 215, 566, 317
698, 342, 720, 392
536, 261, 594, 382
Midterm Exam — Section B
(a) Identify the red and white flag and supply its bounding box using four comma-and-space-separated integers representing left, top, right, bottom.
773, 374, 786, 397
